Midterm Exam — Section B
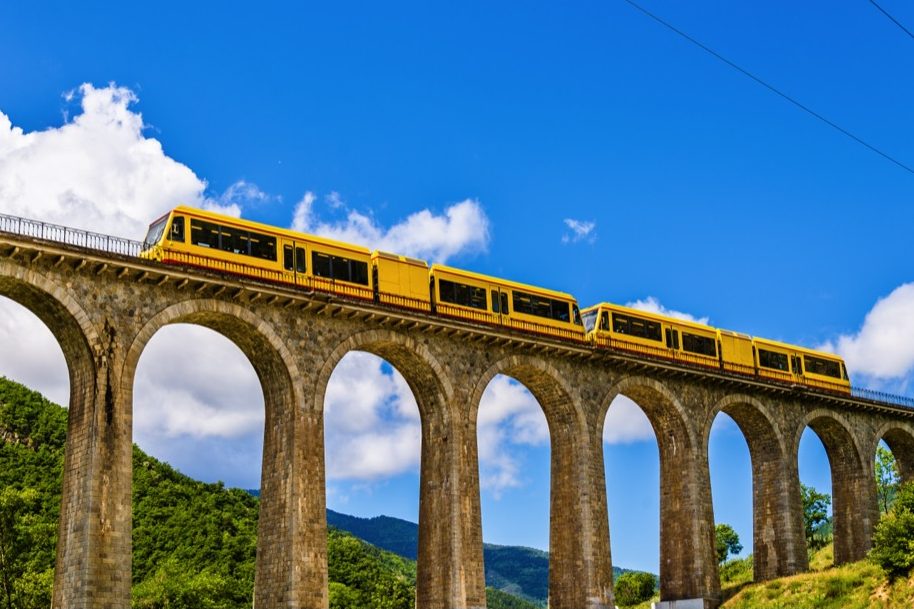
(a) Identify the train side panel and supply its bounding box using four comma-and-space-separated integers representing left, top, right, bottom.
372, 251, 430, 310
718, 330, 755, 375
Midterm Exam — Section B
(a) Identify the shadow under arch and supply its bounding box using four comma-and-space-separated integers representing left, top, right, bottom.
793, 409, 877, 565
872, 422, 914, 484
314, 328, 467, 608
600, 375, 718, 604
120, 299, 307, 609
703, 394, 807, 581
468, 354, 605, 609
0, 260, 106, 606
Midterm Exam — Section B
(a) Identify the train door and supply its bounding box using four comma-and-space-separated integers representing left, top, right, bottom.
282, 240, 307, 286
664, 326, 680, 358
791, 353, 804, 383
490, 286, 510, 327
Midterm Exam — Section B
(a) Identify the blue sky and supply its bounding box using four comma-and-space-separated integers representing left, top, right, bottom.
1, 0, 913, 575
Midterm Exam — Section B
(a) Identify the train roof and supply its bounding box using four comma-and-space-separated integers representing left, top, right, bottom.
430, 263, 578, 302
171, 205, 373, 256
581, 301, 717, 333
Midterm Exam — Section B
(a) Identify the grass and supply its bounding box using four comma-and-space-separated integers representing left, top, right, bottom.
721, 544, 914, 609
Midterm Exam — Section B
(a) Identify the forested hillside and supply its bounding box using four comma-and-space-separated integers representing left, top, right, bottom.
0, 377, 535, 609
328, 510, 633, 606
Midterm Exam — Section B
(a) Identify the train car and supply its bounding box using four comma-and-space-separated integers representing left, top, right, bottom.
429, 264, 584, 341
371, 250, 431, 311
718, 329, 755, 375
140, 206, 375, 300
582, 302, 721, 368
752, 337, 850, 394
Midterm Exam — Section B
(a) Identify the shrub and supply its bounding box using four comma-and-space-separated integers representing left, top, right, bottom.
871, 481, 914, 579
614, 571, 656, 607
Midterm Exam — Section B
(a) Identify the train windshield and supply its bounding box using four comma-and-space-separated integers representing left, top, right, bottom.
581, 309, 597, 332
143, 216, 168, 249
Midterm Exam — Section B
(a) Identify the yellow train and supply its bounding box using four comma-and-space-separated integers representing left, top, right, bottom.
582, 303, 850, 393
141, 206, 850, 394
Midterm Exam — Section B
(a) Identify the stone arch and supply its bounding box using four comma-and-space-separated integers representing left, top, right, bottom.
703, 394, 806, 580
602, 375, 695, 451
314, 328, 453, 421
794, 409, 877, 564
872, 422, 914, 484
600, 376, 717, 604
316, 329, 467, 608
468, 353, 584, 433
121, 298, 302, 406
470, 355, 601, 609
0, 260, 100, 404
121, 299, 307, 608
0, 260, 109, 607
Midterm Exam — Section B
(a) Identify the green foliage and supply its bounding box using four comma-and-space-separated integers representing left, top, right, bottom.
0, 487, 54, 609
485, 586, 541, 609
875, 444, 900, 515
614, 571, 656, 607
719, 555, 753, 586
715, 523, 743, 564
871, 481, 914, 579
327, 528, 414, 609
801, 483, 832, 550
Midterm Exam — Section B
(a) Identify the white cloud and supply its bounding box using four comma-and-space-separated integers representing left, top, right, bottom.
822, 282, 914, 380
292, 191, 489, 263
0, 297, 69, 407
562, 218, 596, 244
477, 375, 549, 496
133, 325, 264, 440
0, 83, 243, 240
626, 296, 710, 326
324, 352, 421, 480
603, 394, 656, 444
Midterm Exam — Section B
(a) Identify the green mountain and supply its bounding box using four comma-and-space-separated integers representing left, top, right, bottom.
325, 495, 636, 606
0, 376, 535, 609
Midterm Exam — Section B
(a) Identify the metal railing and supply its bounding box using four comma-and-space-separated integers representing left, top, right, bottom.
1, 211, 913, 411
0, 213, 142, 257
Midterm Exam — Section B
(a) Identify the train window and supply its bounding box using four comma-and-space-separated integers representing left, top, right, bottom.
312, 251, 369, 285
758, 349, 789, 371
219, 226, 250, 255
492, 290, 500, 313
438, 279, 487, 310
804, 355, 841, 379
249, 233, 277, 261
611, 313, 662, 342
283, 246, 294, 271
501, 292, 509, 314
512, 291, 571, 322
682, 333, 716, 356
600, 312, 609, 331
573, 305, 582, 326
169, 217, 185, 242
191, 219, 220, 249
296, 247, 306, 273
143, 216, 168, 248
582, 310, 597, 332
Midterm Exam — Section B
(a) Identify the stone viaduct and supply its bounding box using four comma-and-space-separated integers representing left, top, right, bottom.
1, 216, 913, 609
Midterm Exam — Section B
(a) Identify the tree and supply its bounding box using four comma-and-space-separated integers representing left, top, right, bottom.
871, 481, 914, 579
876, 444, 900, 515
0, 487, 46, 609
801, 483, 831, 549
715, 524, 743, 563
614, 571, 656, 607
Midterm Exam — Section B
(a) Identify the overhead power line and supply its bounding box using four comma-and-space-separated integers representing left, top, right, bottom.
869, 0, 914, 41
619, 0, 914, 176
